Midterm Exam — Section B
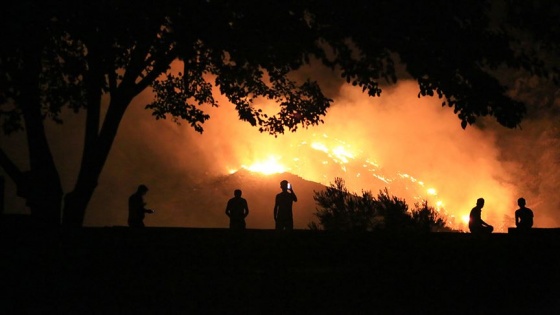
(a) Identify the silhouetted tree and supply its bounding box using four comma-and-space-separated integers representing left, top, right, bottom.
0, 1, 330, 227
1, 1, 558, 226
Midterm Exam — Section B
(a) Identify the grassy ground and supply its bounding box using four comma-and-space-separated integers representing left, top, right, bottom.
2, 224, 560, 314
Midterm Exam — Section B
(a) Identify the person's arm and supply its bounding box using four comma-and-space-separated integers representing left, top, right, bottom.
244, 199, 249, 218
289, 188, 297, 202
273, 196, 279, 221
225, 200, 231, 217
142, 200, 154, 213
515, 211, 520, 227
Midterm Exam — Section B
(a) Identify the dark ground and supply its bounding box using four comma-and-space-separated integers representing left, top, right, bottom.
2, 219, 560, 314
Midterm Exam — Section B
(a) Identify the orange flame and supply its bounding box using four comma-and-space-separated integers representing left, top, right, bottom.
183, 78, 518, 232
242, 155, 288, 175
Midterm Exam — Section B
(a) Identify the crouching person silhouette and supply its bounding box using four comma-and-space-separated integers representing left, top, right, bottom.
469, 198, 493, 235
128, 184, 155, 228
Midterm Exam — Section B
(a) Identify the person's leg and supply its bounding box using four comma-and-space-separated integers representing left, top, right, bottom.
286, 220, 293, 230
128, 220, 143, 228
231, 219, 244, 230
277, 220, 289, 230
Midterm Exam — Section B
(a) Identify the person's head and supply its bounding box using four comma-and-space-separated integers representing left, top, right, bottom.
137, 184, 148, 195
234, 189, 242, 197
518, 197, 526, 207
476, 198, 485, 208
280, 180, 288, 190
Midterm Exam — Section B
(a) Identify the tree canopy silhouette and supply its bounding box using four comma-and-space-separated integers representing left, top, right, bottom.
1, 0, 558, 226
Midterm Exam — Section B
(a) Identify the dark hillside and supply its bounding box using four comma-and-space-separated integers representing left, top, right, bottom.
2, 225, 559, 314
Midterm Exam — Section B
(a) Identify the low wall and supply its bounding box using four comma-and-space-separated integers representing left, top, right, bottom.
508, 227, 560, 235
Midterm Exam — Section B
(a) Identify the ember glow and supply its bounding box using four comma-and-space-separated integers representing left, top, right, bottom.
181, 79, 529, 232
225, 131, 462, 229
242, 155, 288, 175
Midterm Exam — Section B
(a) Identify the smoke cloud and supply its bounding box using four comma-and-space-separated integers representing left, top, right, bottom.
1, 66, 558, 230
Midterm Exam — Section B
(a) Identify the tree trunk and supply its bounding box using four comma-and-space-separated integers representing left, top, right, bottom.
62, 188, 94, 228
16, 48, 65, 227
62, 93, 131, 227
59, 27, 169, 227
22, 170, 63, 227
0, 176, 4, 216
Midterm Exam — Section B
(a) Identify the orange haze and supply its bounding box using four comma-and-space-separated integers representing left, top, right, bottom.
1, 71, 558, 231
165, 80, 518, 231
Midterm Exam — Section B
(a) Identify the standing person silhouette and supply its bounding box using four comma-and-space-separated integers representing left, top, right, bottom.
225, 189, 249, 230
274, 180, 298, 230
515, 197, 534, 230
469, 198, 493, 235
128, 184, 154, 228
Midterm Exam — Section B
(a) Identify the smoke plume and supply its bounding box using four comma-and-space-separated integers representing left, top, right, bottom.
1, 68, 558, 230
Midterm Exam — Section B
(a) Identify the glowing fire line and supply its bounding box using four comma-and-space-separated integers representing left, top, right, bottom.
241, 155, 287, 175
228, 134, 467, 230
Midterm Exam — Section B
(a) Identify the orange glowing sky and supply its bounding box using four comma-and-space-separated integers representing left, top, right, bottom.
1, 64, 558, 231
180, 80, 517, 231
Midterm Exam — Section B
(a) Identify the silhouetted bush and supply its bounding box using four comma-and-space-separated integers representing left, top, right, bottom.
312, 178, 376, 231
312, 178, 452, 232
410, 201, 451, 232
